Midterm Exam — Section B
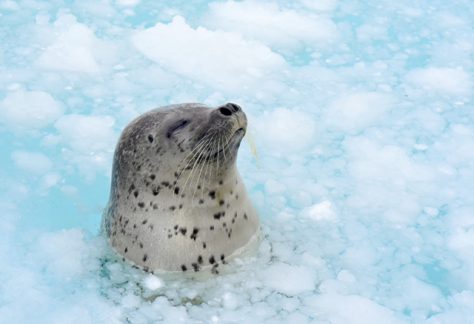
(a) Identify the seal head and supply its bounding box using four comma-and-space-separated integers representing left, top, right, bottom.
104, 103, 259, 274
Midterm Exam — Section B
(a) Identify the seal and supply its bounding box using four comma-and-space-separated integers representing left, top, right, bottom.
103, 103, 259, 274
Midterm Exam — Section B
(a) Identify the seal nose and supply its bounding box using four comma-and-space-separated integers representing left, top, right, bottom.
218, 103, 241, 116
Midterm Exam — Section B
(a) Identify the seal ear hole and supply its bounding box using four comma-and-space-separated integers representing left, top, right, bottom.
167, 119, 190, 138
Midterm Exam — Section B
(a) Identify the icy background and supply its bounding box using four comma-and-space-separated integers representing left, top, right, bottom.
0, 0, 473, 323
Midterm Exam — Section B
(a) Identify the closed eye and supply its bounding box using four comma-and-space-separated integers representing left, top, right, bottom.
166, 120, 189, 138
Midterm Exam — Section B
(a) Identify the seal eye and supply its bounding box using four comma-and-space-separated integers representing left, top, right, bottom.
167, 120, 189, 138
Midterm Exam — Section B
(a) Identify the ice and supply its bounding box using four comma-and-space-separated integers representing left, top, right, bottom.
37, 15, 105, 74
406, 67, 472, 96
303, 200, 337, 222
205, 1, 338, 50
305, 293, 403, 324
143, 274, 163, 291
261, 263, 317, 296
1, 0, 474, 322
254, 108, 316, 153
325, 92, 393, 133
0, 89, 63, 130
11, 151, 52, 174
132, 16, 285, 93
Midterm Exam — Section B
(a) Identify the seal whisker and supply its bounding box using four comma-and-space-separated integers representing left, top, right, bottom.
175, 131, 215, 178
221, 135, 227, 162
176, 135, 215, 213
191, 138, 214, 204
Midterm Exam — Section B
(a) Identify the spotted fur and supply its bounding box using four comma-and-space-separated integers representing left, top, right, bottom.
103, 103, 259, 273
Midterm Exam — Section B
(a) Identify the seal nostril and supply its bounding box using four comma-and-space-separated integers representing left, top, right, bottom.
226, 103, 241, 112
218, 107, 232, 116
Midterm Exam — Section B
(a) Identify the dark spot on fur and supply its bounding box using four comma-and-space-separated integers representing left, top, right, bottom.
180, 227, 187, 235
139, 242, 143, 248
148, 134, 154, 143
244, 213, 248, 220
124, 247, 128, 253
169, 206, 176, 211
190, 228, 199, 240
220, 254, 225, 261
138, 202, 145, 208
179, 204, 183, 209
150, 174, 156, 180
210, 225, 214, 230
219, 180, 223, 185
209, 255, 215, 264
134, 190, 139, 198
161, 181, 170, 187
143, 254, 148, 262
197, 255, 203, 264
174, 187, 180, 195
199, 199, 204, 204
192, 263, 200, 272
209, 191, 216, 199
152, 187, 160, 196
203, 242, 207, 249
181, 265, 187, 271
219, 200, 225, 206
174, 225, 178, 230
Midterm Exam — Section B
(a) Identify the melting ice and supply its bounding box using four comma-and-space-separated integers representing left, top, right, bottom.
0, 0, 473, 323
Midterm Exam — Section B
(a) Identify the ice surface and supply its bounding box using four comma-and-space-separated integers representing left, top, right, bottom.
1, 0, 474, 323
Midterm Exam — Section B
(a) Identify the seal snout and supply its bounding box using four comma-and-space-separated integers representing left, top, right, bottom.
218, 102, 241, 116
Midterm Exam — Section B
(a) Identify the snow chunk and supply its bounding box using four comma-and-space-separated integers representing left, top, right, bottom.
36, 229, 92, 279
143, 274, 163, 291
54, 114, 116, 153
116, 0, 140, 6
254, 108, 316, 153
325, 92, 393, 133
206, 1, 338, 49
0, 89, 63, 130
132, 16, 285, 92
406, 67, 472, 96
303, 200, 337, 221
301, 0, 338, 12
54, 114, 116, 178
37, 15, 104, 73
11, 151, 52, 174
262, 263, 316, 295
305, 293, 403, 324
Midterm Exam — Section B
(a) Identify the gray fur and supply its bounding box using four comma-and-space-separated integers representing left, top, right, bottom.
103, 103, 259, 273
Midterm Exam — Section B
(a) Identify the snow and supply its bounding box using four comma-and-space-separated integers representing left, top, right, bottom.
11, 151, 52, 174
37, 15, 103, 74
1, 0, 474, 322
406, 67, 472, 97
261, 263, 317, 296
0, 89, 63, 130
132, 16, 285, 93
205, 1, 339, 50
303, 200, 337, 222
